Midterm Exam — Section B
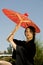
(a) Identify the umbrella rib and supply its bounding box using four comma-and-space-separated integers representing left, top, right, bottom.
16, 13, 22, 21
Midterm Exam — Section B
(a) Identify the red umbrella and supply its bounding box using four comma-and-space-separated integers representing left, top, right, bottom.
2, 8, 40, 33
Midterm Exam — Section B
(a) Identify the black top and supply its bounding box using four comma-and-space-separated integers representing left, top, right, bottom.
12, 39, 36, 65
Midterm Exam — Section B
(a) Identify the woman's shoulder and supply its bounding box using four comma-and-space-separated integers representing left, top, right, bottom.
13, 39, 26, 46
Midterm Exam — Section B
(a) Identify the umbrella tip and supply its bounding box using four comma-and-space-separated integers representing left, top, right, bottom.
2, 8, 6, 12
24, 13, 29, 17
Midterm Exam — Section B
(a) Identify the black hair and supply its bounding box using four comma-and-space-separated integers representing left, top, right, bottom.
25, 26, 35, 42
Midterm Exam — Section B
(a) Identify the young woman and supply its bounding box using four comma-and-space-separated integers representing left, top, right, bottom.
7, 21, 36, 65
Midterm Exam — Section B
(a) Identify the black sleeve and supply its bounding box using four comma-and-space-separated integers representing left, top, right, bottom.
12, 39, 24, 60
13, 39, 23, 46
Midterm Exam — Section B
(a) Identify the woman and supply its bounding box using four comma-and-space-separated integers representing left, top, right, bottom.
7, 20, 36, 65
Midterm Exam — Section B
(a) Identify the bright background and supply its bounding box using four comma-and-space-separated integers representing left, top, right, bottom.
0, 0, 43, 51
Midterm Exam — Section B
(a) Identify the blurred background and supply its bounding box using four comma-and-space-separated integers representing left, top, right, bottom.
0, 0, 43, 65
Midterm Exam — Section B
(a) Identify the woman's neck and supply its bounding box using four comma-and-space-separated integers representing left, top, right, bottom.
26, 38, 34, 43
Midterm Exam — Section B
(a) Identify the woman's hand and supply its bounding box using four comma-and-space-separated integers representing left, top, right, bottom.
16, 12, 29, 23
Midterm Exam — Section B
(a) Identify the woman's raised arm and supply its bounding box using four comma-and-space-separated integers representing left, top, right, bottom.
7, 21, 22, 50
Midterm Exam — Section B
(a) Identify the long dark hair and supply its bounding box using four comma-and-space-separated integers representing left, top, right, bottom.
25, 26, 35, 42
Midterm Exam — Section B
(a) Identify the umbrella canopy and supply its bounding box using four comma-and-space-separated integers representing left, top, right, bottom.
2, 8, 40, 33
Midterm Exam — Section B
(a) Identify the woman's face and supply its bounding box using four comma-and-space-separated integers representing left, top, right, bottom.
25, 28, 33, 41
